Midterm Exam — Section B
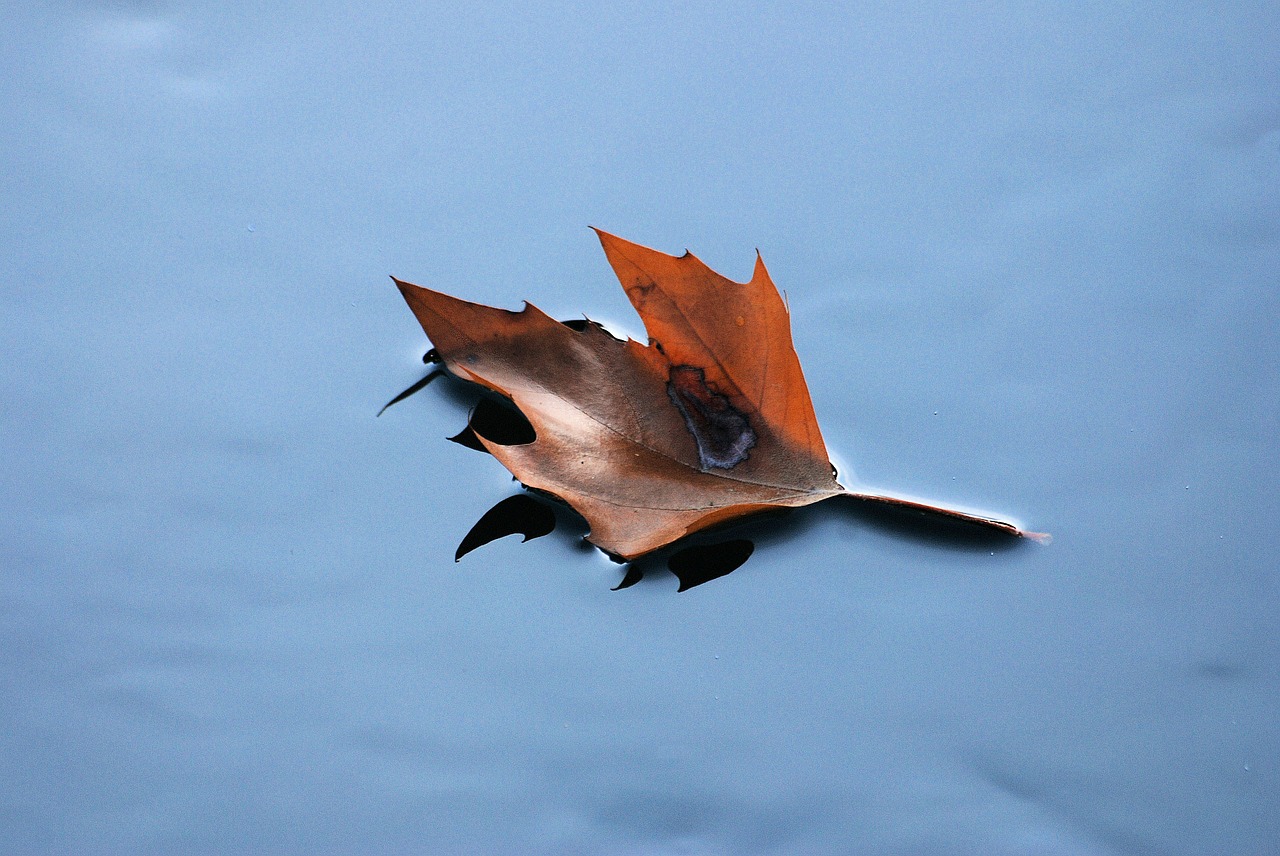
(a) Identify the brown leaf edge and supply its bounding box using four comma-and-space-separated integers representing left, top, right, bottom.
843, 489, 1051, 544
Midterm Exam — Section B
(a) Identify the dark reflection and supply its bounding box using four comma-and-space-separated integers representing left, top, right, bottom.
561, 317, 622, 340
838, 494, 1025, 551
603, 511, 794, 591
612, 564, 645, 591
377, 369, 442, 416
386, 355, 1031, 588
667, 540, 755, 591
455, 494, 556, 561
606, 536, 757, 592
614, 494, 1030, 592
448, 397, 536, 452
446, 425, 486, 453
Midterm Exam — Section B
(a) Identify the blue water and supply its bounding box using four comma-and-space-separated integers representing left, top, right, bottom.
3, 4, 1277, 853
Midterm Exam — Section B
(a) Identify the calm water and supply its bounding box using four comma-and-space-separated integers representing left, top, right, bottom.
3, 4, 1277, 853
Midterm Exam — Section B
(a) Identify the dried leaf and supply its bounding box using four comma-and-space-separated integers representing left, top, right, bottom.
393, 230, 1046, 560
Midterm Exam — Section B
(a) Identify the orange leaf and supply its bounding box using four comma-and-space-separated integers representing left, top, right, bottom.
394, 230, 1046, 560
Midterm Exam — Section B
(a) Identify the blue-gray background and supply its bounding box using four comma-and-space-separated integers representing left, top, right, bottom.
3, 3, 1277, 854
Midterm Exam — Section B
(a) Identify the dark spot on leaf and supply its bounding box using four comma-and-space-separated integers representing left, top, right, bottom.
626, 279, 656, 302
667, 365, 756, 469
668, 539, 754, 591
455, 494, 556, 561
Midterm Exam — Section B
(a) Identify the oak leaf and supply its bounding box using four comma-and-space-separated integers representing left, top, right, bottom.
394, 230, 1045, 560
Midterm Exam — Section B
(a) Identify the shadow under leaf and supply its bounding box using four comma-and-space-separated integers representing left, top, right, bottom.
668, 539, 755, 591
606, 536, 757, 591
455, 494, 557, 561
377, 369, 443, 416
456, 396, 536, 449
387, 351, 1034, 589
837, 494, 1026, 552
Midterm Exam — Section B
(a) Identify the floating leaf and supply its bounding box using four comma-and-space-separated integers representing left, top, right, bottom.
394, 230, 1047, 561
